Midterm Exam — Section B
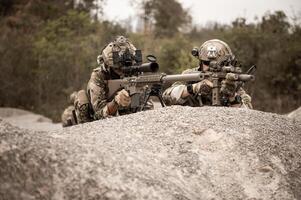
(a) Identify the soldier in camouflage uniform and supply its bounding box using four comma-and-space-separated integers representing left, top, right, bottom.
74, 36, 153, 124
61, 91, 78, 127
163, 39, 253, 108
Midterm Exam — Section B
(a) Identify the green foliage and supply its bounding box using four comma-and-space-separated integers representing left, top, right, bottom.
156, 35, 198, 74
128, 34, 198, 74
0, 1, 124, 121
33, 11, 96, 116
141, 0, 191, 37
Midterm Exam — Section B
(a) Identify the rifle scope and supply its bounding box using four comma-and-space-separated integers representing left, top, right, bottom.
121, 62, 159, 74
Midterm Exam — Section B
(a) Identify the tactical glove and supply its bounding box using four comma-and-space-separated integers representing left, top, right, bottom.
192, 79, 213, 95
221, 73, 237, 97
114, 89, 131, 107
241, 93, 253, 109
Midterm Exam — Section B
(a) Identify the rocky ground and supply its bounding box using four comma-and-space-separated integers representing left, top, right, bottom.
0, 106, 300, 200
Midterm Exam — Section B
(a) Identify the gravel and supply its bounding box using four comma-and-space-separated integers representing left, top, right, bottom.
0, 106, 300, 200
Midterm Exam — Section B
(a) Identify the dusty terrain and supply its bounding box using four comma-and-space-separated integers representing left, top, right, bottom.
0, 108, 61, 131
0, 106, 300, 200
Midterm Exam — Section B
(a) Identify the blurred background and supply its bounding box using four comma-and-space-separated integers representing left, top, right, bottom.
0, 0, 300, 122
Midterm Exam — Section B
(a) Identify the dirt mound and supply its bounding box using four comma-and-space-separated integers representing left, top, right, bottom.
287, 106, 301, 121
0, 107, 61, 131
0, 107, 33, 118
0, 106, 300, 200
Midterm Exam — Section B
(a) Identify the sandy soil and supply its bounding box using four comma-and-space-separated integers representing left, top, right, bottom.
0, 107, 61, 131
0, 106, 300, 200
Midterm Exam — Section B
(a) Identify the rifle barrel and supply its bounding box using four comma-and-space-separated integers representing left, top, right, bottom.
162, 72, 206, 83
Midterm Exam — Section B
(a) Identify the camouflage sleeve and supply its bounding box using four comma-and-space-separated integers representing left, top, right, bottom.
87, 69, 115, 119
162, 82, 188, 105
162, 68, 200, 105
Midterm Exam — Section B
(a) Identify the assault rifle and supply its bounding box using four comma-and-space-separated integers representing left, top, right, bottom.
204, 61, 256, 106
108, 55, 255, 111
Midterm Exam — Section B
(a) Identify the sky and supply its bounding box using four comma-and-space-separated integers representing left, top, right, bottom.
102, 0, 301, 29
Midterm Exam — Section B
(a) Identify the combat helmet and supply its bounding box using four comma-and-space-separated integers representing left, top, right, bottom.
191, 39, 234, 65
97, 36, 141, 69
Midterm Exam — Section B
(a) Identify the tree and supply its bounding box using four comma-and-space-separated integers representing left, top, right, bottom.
140, 0, 191, 37
0, 0, 108, 120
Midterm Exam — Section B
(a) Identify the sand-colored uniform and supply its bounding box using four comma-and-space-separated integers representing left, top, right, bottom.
84, 64, 153, 121
163, 67, 253, 108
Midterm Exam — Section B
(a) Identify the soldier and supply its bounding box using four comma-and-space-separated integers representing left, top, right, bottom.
61, 91, 78, 127
163, 39, 253, 108
74, 36, 153, 124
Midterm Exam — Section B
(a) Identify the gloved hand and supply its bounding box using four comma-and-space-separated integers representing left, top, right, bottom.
221, 73, 237, 97
114, 89, 131, 107
192, 79, 213, 95
241, 93, 253, 109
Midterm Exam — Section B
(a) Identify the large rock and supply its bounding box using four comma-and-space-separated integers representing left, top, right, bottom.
0, 106, 300, 200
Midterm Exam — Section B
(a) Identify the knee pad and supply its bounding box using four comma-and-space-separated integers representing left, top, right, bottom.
74, 90, 92, 123
76, 90, 89, 107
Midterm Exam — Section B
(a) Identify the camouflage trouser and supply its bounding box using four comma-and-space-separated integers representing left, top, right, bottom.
61, 105, 77, 127
74, 90, 93, 124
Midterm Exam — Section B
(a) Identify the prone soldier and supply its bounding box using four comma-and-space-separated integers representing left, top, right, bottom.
163, 39, 253, 108
74, 36, 154, 124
